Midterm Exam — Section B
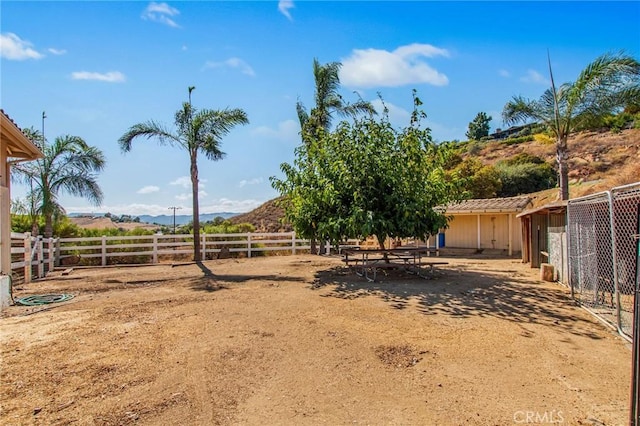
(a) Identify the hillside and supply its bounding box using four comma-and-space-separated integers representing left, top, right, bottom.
231, 129, 640, 232
230, 197, 290, 233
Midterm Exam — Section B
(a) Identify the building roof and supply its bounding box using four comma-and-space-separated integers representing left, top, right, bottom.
516, 200, 568, 218
1, 109, 43, 160
446, 196, 532, 214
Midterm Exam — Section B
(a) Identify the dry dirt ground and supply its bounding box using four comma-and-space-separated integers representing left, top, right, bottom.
0, 255, 632, 425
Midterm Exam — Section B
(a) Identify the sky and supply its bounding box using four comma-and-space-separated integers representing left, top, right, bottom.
2, 1, 639, 217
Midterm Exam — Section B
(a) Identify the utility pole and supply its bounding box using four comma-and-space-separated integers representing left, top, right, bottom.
168, 206, 182, 234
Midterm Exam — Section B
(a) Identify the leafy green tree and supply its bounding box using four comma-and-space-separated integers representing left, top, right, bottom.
451, 158, 502, 199
295, 59, 376, 254
273, 92, 464, 250
118, 88, 249, 261
466, 112, 492, 141
11, 128, 105, 238
503, 52, 640, 200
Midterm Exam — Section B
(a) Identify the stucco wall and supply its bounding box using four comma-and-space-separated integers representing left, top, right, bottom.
444, 213, 522, 252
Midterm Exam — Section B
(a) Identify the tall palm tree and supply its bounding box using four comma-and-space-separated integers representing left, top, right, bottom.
296, 59, 376, 254
118, 88, 249, 261
12, 129, 106, 238
297, 58, 376, 134
503, 52, 640, 200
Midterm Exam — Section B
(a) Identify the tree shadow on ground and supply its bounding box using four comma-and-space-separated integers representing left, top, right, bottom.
313, 263, 604, 340
188, 261, 306, 292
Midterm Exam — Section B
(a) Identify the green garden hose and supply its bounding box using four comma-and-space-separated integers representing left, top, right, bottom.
14, 294, 74, 306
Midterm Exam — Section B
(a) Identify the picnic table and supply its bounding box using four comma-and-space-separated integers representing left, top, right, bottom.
342, 247, 448, 282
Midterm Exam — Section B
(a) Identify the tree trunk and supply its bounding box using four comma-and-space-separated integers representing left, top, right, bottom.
556, 137, 570, 201
44, 213, 53, 239
310, 238, 317, 255
190, 154, 201, 262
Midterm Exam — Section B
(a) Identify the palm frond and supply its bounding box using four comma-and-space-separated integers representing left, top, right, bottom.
117, 121, 181, 152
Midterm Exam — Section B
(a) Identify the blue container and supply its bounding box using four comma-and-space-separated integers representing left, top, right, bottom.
438, 233, 445, 247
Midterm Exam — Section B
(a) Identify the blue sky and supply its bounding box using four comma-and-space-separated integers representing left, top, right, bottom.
2, 1, 639, 216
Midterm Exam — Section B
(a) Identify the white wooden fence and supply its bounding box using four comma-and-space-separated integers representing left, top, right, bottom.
10, 232, 359, 283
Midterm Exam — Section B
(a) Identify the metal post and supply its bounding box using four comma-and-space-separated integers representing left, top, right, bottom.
630, 203, 640, 426
606, 190, 623, 333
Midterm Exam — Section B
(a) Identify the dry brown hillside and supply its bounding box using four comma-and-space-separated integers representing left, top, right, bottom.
231, 129, 639, 232
230, 197, 290, 233
474, 128, 639, 187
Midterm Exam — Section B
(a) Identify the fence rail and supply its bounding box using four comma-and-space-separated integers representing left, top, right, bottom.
10, 231, 359, 283
567, 182, 640, 340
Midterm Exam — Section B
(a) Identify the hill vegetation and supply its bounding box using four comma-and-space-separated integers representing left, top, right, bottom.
235, 127, 639, 233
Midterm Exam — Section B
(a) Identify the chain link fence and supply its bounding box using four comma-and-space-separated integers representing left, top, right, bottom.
567, 182, 640, 339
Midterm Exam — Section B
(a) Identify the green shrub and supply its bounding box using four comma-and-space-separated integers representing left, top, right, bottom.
496, 162, 557, 197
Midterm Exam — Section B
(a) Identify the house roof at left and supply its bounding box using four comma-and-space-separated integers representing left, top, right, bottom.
1, 109, 43, 160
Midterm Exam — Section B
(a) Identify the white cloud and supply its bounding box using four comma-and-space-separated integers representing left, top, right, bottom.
499, 69, 510, 78
175, 190, 207, 201
142, 2, 180, 28
239, 177, 264, 188
520, 69, 548, 85
0, 33, 44, 60
201, 198, 263, 213
137, 185, 160, 194
203, 57, 255, 77
170, 176, 206, 189
251, 119, 299, 142
340, 43, 450, 88
53, 197, 264, 216
47, 47, 67, 55
278, 0, 294, 21
170, 176, 191, 188
71, 71, 126, 83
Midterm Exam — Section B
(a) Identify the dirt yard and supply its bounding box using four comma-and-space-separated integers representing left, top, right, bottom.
0, 254, 632, 425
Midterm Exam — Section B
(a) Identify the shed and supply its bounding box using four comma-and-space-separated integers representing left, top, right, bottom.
443, 196, 532, 256
1, 110, 43, 274
517, 201, 568, 282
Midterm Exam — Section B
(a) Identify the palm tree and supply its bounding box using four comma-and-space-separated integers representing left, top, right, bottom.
296, 59, 376, 254
503, 52, 640, 200
297, 58, 376, 134
118, 88, 249, 261
12, 129, 106, 238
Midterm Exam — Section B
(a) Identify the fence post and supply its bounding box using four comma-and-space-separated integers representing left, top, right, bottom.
37, 236, 44, 278
201, 233, 206, 261
247, 233, 252, 258
292, 231, 296, 255
101, 235, 107, 266
48, 238, 55, 273
23, 232, 32, 284
153, 235, 158, 264
55, 238, 61, 267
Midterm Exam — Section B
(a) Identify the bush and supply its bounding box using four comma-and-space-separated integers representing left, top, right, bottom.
501, 135, 535, 146
533, 133, 555, 145
496, 162, 557, 197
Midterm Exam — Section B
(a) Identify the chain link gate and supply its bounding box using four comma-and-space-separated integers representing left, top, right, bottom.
568, 191, 619, 332
612, 183, 640, 337
567, 182, 640, 340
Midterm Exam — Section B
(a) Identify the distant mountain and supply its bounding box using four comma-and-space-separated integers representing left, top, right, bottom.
137, 213, 238, 226
68, 212, 238, 226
